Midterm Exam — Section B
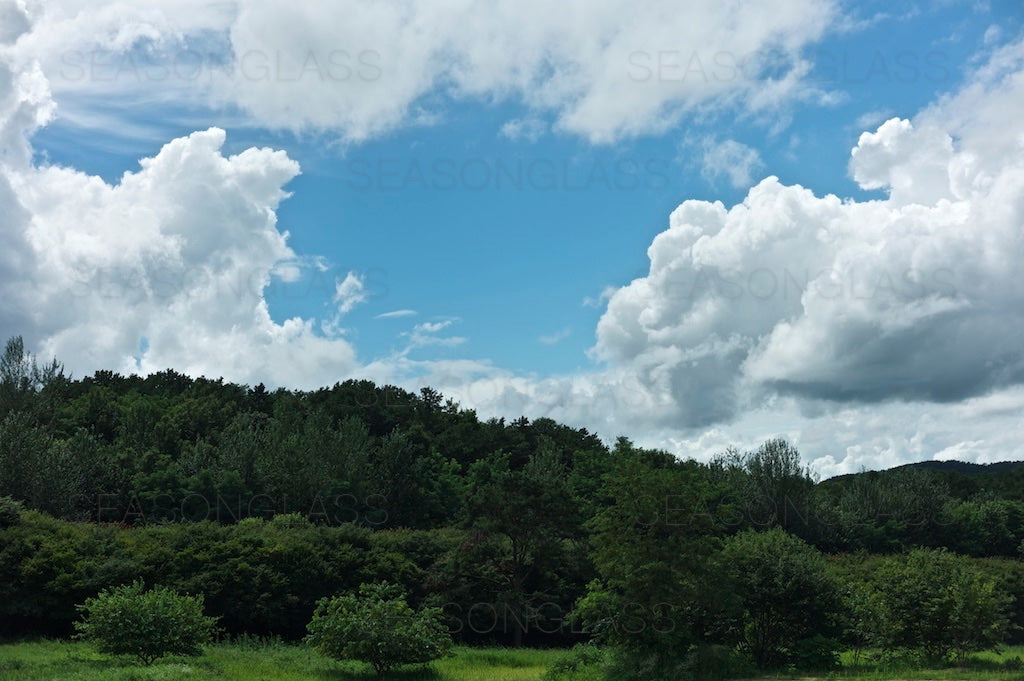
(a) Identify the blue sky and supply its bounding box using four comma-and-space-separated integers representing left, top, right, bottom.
3, 0, 1024, 474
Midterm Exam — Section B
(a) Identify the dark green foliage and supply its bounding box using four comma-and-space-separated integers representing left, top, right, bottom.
576, 440, 729, 674
5, 334, 1024, 666
458, 445, 583, 646
543, 643, 605, 680
869, 548, 1011, 663
74, 579, 218, 665
718, 527, 842, 669
305, 582, 452, 674
0, 495, 22, 527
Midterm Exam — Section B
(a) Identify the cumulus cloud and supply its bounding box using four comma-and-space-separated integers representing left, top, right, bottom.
392, 37, 1024, 472
11, 0, 835, 143
0, 5, 360, 389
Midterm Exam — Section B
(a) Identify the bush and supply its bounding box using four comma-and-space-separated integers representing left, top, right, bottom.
687, 644, 756, 681
870, 549, 1011, 664
544, 643, 605, 680
790, 635, 841, 671
305, 581, 452, 675
719, 528, 842, 670
74, 580, 218, 665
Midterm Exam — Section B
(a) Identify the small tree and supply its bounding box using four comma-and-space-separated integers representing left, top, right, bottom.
306, 582, 452, 675
75, 580, 218, 665
719, 527, 842, 670
871, 548, 1010, 664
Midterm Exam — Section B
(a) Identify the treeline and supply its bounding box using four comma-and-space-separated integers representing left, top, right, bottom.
2, 336, 1024, 674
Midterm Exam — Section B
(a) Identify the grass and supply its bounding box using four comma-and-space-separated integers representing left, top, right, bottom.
0, 640, 559, 681
746, 646, 1024, 680
3, 641, 1024, 681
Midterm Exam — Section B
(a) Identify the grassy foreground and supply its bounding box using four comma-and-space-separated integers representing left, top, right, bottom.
0, 640, 557, 681
4, 641, 1024, 681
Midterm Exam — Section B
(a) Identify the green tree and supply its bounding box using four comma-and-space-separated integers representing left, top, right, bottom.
575, 443, 729, 677
871, 548, 1010, 663
74, 580, 218, 665
460, 445, 579, 646
719, 527, 842, 670
305, 581, 451, 675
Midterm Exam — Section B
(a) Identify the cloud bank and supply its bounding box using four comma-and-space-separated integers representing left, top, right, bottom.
12, 0, 835, 143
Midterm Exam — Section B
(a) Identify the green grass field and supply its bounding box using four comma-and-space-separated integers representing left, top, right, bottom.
0, 640, 558, 681
3, 640, 1024, 681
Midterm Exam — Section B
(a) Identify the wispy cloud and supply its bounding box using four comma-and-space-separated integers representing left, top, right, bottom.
539, 328, 571, 345
334, 272, 368, 316
700, 137, 765, 189
375, 309, 417, 319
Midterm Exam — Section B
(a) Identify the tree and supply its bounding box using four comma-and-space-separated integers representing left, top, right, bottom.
719, 527, 842, 670
575, 443, 729, 677
305, 582, 451, 675
0, 495, 23, 527
74, 580, 218, 665
0, 336, 64, 419
870, 548, 1011, 663
460, 444, 580, 646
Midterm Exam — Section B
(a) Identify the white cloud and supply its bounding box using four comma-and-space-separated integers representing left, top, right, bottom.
700, 137, 765, 188
333, 271, 367, 316
11, 0, 836, 143
388, 37, 1024, 472
375, 309, 416, 319
539, 328, 571, 345
0, 3, 361, 389
416, 321, 452, 334
500, 117, 546, 142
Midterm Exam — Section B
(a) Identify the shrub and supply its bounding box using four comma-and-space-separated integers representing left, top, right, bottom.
305, 581, 452, 675
790, 635, 842, 671
544, 643, 605, 680
719, 527, 842, 669
74, 580, 218, 665
870, 549, 1011, 664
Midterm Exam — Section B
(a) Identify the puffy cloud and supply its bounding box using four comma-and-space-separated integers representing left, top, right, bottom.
589, 37, 1024, 429
391, 37, 1024, 473
1, 20, 360, 388
12, 0, 835, 143
4, 125, 360, 387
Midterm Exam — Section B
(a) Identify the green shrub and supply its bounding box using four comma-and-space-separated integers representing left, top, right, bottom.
687, 643, 756, 681
74, 579, 218, 665
305, 581, 451, 675
544, 643, 605, 680
790, 635, 841, 671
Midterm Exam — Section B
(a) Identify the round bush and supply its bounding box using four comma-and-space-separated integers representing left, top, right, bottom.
74, 580, 218, 665
305, 582, 452, 675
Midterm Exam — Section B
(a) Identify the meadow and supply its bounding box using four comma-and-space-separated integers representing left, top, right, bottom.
0, 641, 557, 681
4, 641, 1024, 681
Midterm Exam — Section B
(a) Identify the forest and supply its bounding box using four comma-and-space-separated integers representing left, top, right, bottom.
2, 334, 1024, 679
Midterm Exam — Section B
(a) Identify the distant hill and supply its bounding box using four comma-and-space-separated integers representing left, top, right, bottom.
823, 459, 1024, 484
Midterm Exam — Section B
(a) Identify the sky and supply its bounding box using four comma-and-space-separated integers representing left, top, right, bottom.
1, 0, 1023, 476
